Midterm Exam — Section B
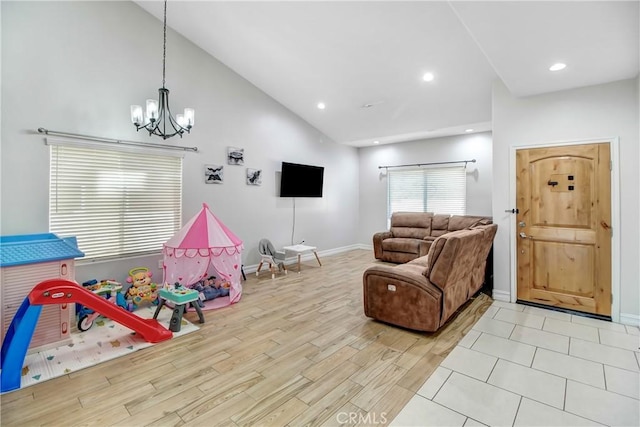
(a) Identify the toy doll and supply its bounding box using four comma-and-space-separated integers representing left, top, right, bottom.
192, 275, 229, 306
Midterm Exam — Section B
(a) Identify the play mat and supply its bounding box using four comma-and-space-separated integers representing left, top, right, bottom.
11, 305, 198, 391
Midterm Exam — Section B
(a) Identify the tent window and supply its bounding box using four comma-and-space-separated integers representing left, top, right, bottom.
49, 143, 183, 262
387, 166, 466, 224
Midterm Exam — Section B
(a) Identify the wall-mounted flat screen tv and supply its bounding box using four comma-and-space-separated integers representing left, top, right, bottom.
280, 162, 324, 197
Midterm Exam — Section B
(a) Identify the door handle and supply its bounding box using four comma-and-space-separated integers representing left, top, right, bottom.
519, 232, 528, 239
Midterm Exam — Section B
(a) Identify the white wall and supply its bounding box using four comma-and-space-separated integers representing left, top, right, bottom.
358, 132, 493, 244
492, 78, 639, 321
1, 1, 359, 284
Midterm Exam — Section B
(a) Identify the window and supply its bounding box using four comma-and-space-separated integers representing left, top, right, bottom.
387, 166, 466, 222
49, 140, 183, 261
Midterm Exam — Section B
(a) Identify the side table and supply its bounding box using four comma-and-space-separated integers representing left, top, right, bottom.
282, 244, 322, 273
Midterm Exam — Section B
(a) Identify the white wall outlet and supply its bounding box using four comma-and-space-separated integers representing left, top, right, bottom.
157, 259, 163, 269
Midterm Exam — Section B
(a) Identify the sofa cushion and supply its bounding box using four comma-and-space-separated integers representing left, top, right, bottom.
390, 212, 432, 238
408, 256, 429, 268
382, 238, 422, 254
390, 227, 430, 239
427, 228, 483, 289
448, 215, 487, 231
430, 214, 450, 237
427, 228, 484, 322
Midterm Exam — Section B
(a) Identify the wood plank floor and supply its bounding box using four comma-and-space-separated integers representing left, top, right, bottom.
0, 249, 492, 426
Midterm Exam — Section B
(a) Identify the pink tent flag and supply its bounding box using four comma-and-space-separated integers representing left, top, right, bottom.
162, 203, 244, 309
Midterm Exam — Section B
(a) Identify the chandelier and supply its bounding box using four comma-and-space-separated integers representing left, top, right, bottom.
130, 0, 194, 140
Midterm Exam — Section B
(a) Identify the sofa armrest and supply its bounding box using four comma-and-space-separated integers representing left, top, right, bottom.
373, 231, 393, 259
363, 263, 443, 331
363, 264, 440, 299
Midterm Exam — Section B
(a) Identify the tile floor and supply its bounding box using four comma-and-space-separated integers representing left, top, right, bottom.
390, 301, 640, 426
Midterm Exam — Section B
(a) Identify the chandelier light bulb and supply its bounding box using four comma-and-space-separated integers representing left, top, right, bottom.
146, 99, 158, 121
130, 105, 143, 125
176, 114, 186, 128
184, 108, 195, 127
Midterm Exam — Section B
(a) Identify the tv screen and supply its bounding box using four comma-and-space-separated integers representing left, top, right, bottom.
280, 162, 324, 197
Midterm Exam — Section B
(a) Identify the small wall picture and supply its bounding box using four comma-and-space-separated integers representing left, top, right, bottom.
246, 168, 262, 186
227, 147, 244, 165
205, 164, 223, 184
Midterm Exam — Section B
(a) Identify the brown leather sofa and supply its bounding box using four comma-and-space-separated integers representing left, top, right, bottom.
373, 212, 492, 263
363, 224, 497, 332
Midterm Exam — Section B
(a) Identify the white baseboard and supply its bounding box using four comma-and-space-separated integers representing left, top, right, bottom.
619, 313, 640, 327
315, 244, 366, 258
243, 244, 368, 274
492, 289, 511, 302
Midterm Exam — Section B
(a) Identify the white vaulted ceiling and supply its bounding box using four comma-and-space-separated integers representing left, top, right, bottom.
135, 1, 639, 147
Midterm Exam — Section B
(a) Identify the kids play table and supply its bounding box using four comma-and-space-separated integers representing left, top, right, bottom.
153, 287, 205, 332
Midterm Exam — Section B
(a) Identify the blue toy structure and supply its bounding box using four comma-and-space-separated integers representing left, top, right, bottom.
0, 233, 84, 267
0, 233, 85, 351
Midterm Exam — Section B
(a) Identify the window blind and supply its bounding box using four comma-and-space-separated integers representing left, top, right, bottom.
49, 143, 182, 261
387, 166, 466, 221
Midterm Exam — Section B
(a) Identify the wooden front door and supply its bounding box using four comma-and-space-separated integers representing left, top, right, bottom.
516, 143, 611, 316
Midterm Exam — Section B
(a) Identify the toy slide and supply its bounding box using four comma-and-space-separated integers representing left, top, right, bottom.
1, 279, 172, 393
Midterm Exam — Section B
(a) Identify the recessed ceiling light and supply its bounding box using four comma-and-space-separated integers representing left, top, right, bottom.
422, 72, 435, 82
373, 140, 380, 144
549, 63, 566, 71
317, 102, 326, 110
465, 128, 474, 133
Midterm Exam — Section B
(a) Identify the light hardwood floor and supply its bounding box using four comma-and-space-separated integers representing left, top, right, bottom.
0, 249, 492, 426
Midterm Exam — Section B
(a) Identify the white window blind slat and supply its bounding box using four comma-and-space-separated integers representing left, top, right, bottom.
387, 166, 466, 222
50, 144, 182, 261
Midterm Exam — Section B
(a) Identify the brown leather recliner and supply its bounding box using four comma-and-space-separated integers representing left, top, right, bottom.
363, 224, 497, 332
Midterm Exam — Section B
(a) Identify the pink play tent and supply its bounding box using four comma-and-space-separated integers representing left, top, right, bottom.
162, 203, 243, 309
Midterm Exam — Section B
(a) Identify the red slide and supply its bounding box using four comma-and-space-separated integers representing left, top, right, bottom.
29, 279, 172, 343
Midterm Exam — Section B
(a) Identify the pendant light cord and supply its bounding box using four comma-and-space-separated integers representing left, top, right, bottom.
162, 0, 167, 89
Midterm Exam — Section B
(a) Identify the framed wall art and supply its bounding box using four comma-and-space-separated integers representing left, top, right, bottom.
204, 164, 223, 184
246, 168, 262, 186
227, 147, 244, 165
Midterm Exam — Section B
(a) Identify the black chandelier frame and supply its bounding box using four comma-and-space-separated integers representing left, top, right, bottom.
132, 0, 193, 140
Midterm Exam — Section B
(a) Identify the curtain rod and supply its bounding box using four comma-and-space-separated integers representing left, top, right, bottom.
37, 128, 198, 152
378, 159, 476, 170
